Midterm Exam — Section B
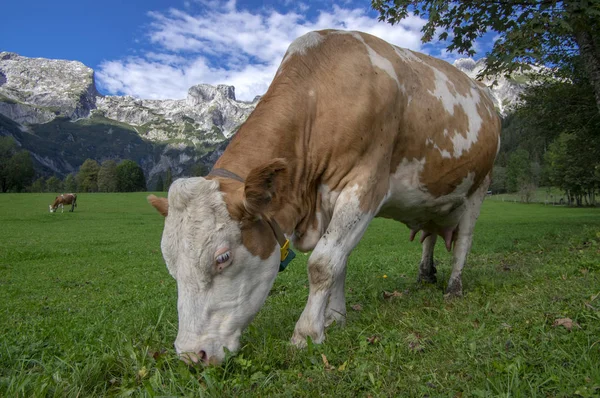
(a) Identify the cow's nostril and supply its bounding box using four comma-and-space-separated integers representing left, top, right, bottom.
198, 350, 207, 362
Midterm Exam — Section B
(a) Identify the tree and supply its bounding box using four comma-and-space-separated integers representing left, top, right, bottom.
64, 173, 77, 192
97, 160, 118, 193
514, 61, 600, 205
165, 167, 173, 190
516, 69, 598, 142
116, 160, 147, 192
506, 148, 533, 193
46, 176, 63, 193
5, 151, 35, 192
545, 133, 570, 194
77, 159, 100, 193
155, 175, 164, 192
519, 182, 537, 203
490, 166, 507, 193
30, 177, 46, 193
544, 132, 599, 205
0, 136, 18, 192
372, 0, 600, 112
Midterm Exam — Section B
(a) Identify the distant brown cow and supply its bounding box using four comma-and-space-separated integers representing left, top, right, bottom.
49, 193, 77, 213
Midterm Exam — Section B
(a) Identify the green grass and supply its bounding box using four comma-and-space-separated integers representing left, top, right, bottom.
1, 194, 599, 397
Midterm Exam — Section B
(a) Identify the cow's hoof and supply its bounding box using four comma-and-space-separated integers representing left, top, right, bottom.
290, 329, 324, 349
443, 291, 463, 300
444, 279, 463, 299
417, 273, 437, 285
417, 261, 437, 285
290, 333, 308, 349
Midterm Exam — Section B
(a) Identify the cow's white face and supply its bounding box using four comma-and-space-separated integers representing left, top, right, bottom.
49, 205, 56, 213
158, 177, 280, 365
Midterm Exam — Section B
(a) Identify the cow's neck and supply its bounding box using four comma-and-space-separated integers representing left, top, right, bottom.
214, 94, 300, 174
214, 92, 313, 237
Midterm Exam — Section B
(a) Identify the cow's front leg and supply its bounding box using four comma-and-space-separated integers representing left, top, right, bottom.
291, 188, 374, 348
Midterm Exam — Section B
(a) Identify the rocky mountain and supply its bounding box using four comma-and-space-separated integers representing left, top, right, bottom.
0, 52, 527, 188
453, 57, 531, 116
95, 84, 255, 144
0, 52, 97, 125
0, 52, 256, 187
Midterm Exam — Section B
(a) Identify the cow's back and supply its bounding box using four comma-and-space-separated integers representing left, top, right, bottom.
273, 30, 499, 224
271, 31, 410, 190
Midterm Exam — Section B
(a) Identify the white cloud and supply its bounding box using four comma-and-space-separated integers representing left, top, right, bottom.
97, 3, 427, 101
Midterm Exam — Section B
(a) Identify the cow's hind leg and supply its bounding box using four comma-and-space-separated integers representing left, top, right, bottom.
445, 176, 490, 298
418, 234, 437, 284
291, 187, 375, 348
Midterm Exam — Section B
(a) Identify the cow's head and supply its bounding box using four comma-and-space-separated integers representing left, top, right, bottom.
148, 159, 288, 365
49, 204, 56, 213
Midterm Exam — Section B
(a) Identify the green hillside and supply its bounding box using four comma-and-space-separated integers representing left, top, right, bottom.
0, 113, 221, 181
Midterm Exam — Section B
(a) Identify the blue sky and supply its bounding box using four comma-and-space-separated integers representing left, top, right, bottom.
1, 0, 494, 101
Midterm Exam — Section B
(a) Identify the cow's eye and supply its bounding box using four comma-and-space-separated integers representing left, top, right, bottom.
216, 251, 231, 265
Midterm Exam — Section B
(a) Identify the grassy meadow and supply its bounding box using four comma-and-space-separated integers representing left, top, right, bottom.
0, 193, 599, 397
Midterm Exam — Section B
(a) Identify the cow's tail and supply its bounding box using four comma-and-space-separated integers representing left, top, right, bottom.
72, 194, 78, 212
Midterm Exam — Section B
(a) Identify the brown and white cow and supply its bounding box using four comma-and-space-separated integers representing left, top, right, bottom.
148, 30, 501, 365
49, 193, 77, 213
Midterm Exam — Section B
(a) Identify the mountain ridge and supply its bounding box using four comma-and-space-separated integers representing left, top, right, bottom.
0, 52, 257, 186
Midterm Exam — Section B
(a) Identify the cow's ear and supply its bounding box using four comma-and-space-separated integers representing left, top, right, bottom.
243, 158, 288, 217
147, 195, 168, 217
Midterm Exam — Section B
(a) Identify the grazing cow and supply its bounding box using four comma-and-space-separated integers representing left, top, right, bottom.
49, 193, 77, 213
148, 30, 501, 365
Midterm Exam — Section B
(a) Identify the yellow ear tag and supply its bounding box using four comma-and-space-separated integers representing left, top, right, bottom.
280, 239, 290, 261
279, 239, 296, 272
